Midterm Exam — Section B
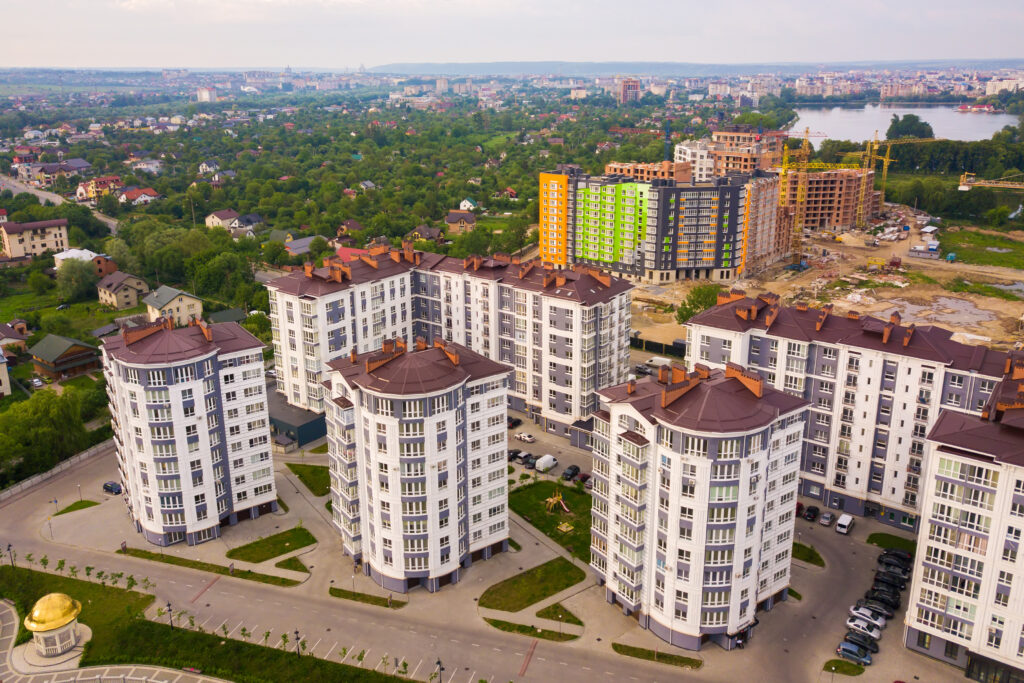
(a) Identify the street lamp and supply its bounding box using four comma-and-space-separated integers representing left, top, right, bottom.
6, 543, 13, 567
558, 613, 563, 636
435, 658, 444, 679
294, 629, 300, 656
167, 601, 173, 629
77, 484, 82, 502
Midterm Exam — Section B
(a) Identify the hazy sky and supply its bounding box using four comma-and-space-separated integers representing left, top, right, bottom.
7, 0, 1024, 69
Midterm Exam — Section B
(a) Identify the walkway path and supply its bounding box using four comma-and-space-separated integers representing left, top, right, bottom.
0, 599, 230, 683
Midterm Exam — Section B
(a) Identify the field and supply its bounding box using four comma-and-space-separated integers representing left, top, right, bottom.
0, 287, 147, 344
477, 557, 585, 612
508, 481, 592, 562
286, 463, 330, 497
937, 230, 1024, 269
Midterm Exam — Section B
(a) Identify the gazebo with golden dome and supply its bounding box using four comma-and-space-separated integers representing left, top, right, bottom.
23, 593, 82, 657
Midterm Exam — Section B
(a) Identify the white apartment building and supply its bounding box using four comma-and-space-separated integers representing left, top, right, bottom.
324, 338, 511, 592
674, 140, 715, 183
102, 318, 277, 546
266, 243, 632, 443
904, 354, 1024, 681
686, 291, 1005, 532
589, 362, 807, 651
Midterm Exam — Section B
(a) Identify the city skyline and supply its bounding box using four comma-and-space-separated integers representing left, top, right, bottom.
5, 0, 1024, 69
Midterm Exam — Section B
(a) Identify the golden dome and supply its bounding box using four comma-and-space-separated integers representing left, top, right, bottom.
23, 593, 81, 632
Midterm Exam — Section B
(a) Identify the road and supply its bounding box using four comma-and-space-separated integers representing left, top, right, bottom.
0, 176, 119, 235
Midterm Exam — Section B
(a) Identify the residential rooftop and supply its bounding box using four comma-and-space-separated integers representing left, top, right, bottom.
102, 319, 262, 365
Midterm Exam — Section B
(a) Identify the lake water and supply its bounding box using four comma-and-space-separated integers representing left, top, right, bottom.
793, 104, 1020, 142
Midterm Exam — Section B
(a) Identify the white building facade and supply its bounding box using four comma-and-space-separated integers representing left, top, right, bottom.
686, 291, 1005, 532
589, 362, 807, 650
102, 319, 277, 546
324, 338, 511, 592
675, 140, 715, 183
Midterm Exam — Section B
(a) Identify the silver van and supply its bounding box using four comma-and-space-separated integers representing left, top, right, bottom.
835, 513, 854, 534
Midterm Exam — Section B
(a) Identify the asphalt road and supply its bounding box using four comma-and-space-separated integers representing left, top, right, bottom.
0, 176, 119, 234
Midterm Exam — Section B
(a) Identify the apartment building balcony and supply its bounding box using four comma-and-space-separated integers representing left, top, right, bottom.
902, 493, 918, 508
905, 480, 919, 493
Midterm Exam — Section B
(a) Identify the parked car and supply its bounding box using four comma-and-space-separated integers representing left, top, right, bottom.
845, 617, 882, 641
864, 590, 900, 610
881, 548, 914, 562
515, 433, 536, 443
265, 368, 277, 377
578, 473, 592, 489
849, 606, 886, 629
844, 630, 879, 653
633, 364, 652, 376
819, 511, 835, 527
855, 599, 894, 619
835, 641, 872, 666
878, 552, 912, 570
521, 454, 537, 469
102, 481, 122, 494
508, 449, 522, 462
535, 454, 558, 473
802, 505, 820, 522
877, 559, 910, 578
31, 378, 44, 388
874, 571, 906, 591
835, 513, 855, 534
561, 465, 581, 481
56, 303, 70, 311
507, 417, 523, 429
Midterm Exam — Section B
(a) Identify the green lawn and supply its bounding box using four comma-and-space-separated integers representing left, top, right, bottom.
276, 497, 289, 512
823, 658, 865, 676
788, 587, 803, 601
118, 548, 300, 587
484, 617, 578, 642
793, 542, 825, 567
60, 374, 97, 390
508, 538, 522, 551
55, 499, 100, 516
478, 557, 585, 612
287, 463, 330, 497
225, 526, 317, 563
329, 586, 407, 609
274, 556, 309, 573
536, 602, 583, 626
944, 277, 1020, 301
0, 390, 29, 413
611, 643, 702, 669
0, 289, 147, 345
866, 533, 917, 555
509, 481, 592, 562
938, 229, 1024, 269
308, 443, 329, 454
0, 566, 399, 682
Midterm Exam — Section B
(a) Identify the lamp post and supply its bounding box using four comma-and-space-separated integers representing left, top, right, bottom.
294, 629, 300, 657
5, 543, 12, 567
435, 658, 444, 680
558, 613, 562, 637
167, 601, 173, 629
77, 484, 82, 502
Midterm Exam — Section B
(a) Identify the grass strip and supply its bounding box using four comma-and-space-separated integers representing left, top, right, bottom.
274, 556, 309, 573
309, 443, 329, 454
276, 497, 289, 512
118, 548, 299, 586
823, 658, 865, 676
329, 586, 406, 609
478, 557, 584, 612
226, 526, 317, 563
866, 533, 916, 555
611, 643, 702, 669
287, 463, 330, 496
484, 617, 578, 642
508, 538, 522, 551
55, 499, 100, 516
536, 602, 583, 626
793, 541, 825, 567
788, 587, 803, 601
509, 481, 592, 562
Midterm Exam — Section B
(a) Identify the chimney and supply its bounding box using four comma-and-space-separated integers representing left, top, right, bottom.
795, 301, 808, 312
511, 255, 521, 265
402, 240, 415, 263
657, 364, 669, 384
765, 304, 780, 329
555, 274, 567, 287
882, 322, 894, 344
382, 338, 395, 354
303, 261, 314, 278
396, 337, 407, 353
350, 347, 358, 364
389, 250, 400, 263
717, 288, 746, 306
660, 372, 702, 408
725, 362, 765, 398
846, 310, 860, 320
627, 379, 636, 395
889, 311, 902, 326
198, 320, 213, 342
903, 323, 916, 347
359, 254, 379, 269
415, 336, 427, 351
815, 303, 833, 331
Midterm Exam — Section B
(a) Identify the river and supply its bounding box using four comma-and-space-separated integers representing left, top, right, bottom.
793, 104, 1020, 142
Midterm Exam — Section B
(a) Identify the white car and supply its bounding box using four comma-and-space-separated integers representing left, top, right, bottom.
31, 378, 44, 388
845, 617, 882, 640
849, 606, 886, 629
515, 433, 536, 443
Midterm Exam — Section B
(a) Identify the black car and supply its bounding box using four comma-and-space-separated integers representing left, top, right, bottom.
878, 551, 912, 569
803, 505, 820, 522
508, 449, 522, 462
522, 454, 537, 470
562, 465, 581, 481
844, 630, 879, 653
875, 571, 907, 590
864, 590, 900, 609
855, 599, 895, 619
633, 364, 652, 376
881, 548, 913, 562
872, 579, 903, 596
507, 417, 523, 429
102, 481, 122, 494
877, 559, 910, 578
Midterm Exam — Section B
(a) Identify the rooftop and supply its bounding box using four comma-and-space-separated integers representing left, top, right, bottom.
102, 319, 262, 365
29, 334, 97, 363
142, 285, 197, 309
0, 218, 68, 235
328, 338, 511, 396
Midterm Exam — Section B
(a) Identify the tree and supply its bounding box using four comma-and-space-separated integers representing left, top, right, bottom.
986, 205, 1011, 227
27, 271, 54, 295
97, 194, 120, 216
56, 259, 99, 302
886, 114, 934, 140
675, 284, 723, 324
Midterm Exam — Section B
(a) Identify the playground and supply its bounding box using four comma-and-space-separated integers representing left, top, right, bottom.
509, 481, 592, 562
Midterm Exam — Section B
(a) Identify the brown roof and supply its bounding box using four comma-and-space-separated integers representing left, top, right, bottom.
0, 322, 28, 342
328, 340, 510, 395
209, 209, 239, 220
445, 210, 476, 224
267, 253, 418, 296
98, 271, 145, 293
600, 364, 807, 433
929, 410, 1024, 467
103, 321, 262, 364
690, 292, 1007, 377
1, 219, 68, 235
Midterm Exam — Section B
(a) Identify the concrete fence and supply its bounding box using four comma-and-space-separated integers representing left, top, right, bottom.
0, 440, 113, 504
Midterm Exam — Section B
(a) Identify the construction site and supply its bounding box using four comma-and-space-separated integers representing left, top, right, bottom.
633, 142, 1024, 349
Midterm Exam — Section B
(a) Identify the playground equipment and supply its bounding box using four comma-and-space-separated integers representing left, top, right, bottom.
545, 490, 569, 513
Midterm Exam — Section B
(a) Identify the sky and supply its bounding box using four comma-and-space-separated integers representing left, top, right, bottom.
6, 0, 1024, 69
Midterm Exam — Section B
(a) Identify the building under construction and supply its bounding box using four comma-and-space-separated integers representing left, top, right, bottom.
781, 168, 880, 231
603, 160, 692, 183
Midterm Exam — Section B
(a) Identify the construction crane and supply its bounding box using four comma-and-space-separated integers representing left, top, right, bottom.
780, 160, 861, 262
959, 172, 1024, 191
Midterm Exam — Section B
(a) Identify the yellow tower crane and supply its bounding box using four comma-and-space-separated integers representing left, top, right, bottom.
959, 172, 1024, 191
780, 160, 861, 262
